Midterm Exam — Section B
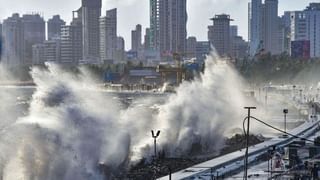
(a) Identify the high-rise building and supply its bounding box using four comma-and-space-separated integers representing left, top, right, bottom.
43, 37, 61, 63
143, 27, 161, 61
100, 8, 117, 62
196, 41, 210, 62
250, 2, 320, 58
60, 10, 82, 64
229, 25, 248, 59
283, 3, 320, 58
305, 3, 320, 57
60, 25, 82, 64
248, 0, 263, 56
2, 13, 45, 66
208, 14, 233, 56
131, 24, 142, 51
230, 36, 248, 59
282, 11, 291, 29
276, 16, 287, 54
159, 0, 187, 55
150, 0, 187, 56
0, 23, 2, 61
264, 0, 280, 54
114, 36, 126, 62
159, 0, 170, 55
230, 25, 238, 38
81, 0, 102, 62
288, 11, 307, 41
291, 40, 310, 59
186, 36, 197, 58
47, 15, 66, 40
281, 12, 292, 54
150, 0, 161, 50
32, 43, 45, 65
21, 14, 46, 65
34, 40, 63, 64
117, 36, 125, 51
144, 28, 152, 50
2, 14, 24, 66
168, 0, 187, 54
249, 0, 286, 56
22, 14, 46, 65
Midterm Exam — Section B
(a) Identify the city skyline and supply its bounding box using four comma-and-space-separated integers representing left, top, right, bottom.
0, 0, 313, 50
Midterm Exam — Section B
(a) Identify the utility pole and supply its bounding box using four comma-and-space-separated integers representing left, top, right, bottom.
151, 130, 161, 158
244, 107, 256, 180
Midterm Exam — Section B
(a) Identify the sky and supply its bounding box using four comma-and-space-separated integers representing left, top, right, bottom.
0, 0, 314, 50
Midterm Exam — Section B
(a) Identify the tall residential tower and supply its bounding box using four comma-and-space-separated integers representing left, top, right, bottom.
2, 14, 24, 66
249, 0, 284, 56
100, 8, 117, 62
150, 0, 187, 56
47, 15, 66, 40
264, 0, 280, 54
60, 9, 83, 64
150, 0, 161, 51
305, 3, 320, 57
248, 0, 263, 56
81, 0, 102, 62
131, 24, 142, 51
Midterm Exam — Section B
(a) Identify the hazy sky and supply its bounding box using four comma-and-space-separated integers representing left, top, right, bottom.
0, 0, 313, 50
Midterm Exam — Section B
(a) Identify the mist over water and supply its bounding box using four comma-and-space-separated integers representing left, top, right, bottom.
0, 53, 254, 179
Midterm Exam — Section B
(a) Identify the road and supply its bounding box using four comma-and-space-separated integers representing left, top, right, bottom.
158, 118, 319, 180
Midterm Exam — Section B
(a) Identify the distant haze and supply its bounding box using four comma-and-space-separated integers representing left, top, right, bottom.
0, 0, 312, 50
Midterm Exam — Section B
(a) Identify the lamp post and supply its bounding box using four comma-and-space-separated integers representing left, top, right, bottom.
151, 130, 161, 158
293, 85, 296, 100
265, 87, 268, 107
244, 107, 256, 180
283, 109, 288, 135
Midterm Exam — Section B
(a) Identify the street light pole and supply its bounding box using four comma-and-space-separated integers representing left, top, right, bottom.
265, 88, 268, 107
168, 166, 172, 180
283, 109, 288, 134
293, 85, 296, 100
151, 130, 161, 158
244, 107, 256, 180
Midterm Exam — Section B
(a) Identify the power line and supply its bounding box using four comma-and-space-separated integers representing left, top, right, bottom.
242, 117, 248, 136
242, 115, 320, 179
248, 116, 319, 144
